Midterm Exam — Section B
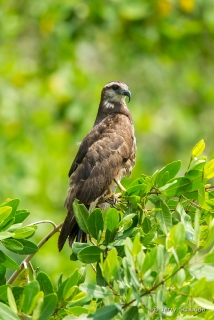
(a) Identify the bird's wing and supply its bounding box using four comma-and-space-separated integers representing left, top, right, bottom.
65, 114, 134, 206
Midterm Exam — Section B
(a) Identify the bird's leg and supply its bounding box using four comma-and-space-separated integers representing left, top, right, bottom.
114, 178, 126, 192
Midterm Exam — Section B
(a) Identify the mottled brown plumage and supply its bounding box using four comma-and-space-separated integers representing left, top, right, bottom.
58, 81, 136, 251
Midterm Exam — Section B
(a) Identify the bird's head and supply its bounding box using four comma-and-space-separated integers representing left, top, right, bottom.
101, 81, 131, 105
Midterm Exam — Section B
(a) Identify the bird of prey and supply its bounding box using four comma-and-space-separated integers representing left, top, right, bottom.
58, 81, 136, 251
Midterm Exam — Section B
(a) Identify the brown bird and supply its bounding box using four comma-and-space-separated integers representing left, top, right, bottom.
58, 81, 136, 251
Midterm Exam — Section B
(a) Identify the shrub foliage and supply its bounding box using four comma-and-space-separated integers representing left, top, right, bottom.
0, 140, 214, 320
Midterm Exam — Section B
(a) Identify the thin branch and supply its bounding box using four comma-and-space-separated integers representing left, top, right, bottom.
182, 195, 201, 210
7, 222, 63, 285
28, 220, 57, 228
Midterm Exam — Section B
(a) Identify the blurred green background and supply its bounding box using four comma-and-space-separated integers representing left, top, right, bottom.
1, 0, 214, 281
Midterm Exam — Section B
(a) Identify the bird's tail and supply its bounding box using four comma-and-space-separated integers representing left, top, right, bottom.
58, 208, 87, 252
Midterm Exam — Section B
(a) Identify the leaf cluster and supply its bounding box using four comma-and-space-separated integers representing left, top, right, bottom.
1, 140, 214, 319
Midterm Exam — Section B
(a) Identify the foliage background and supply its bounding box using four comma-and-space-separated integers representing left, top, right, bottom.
1, 0, 214, 280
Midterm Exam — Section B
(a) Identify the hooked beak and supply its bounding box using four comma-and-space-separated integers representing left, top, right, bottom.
123, 90, 131, 103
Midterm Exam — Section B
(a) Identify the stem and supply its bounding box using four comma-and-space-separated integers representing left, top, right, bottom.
7, 222, 63, 285
28, 220, 57, 228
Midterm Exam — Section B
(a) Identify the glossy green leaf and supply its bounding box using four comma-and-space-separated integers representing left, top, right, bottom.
72, 242, 90, 255
0, 206, 12, 223
103, 248, 118, 283
123, 306, 139, 320
0, 250, 20, 270
185, 170, 203, 191
13, 226, 36, 239
20, 280, 40, 314
189, 264, 214, 281
67, 306, 88, 316
176, 203, 195, 243
1, 238, 23, 252
194, 297, 214, 310
14, 210, 30, 224
204, 159, 214, 180
88, 304, 121, 320
37, 272, 54, 296
79, 283, 111, 299
63, 269, 79, 300
0, 302, 19, 320
73, 200, 89, 234
191, 139, 205, 157
204, 252, 214, 263
87, 208, 103, 241
159, 177, 191, 197
13, 239, 38, 254
0, 285, 9, 301
155, 199, 172, 234
105, 208, 119, 232
156, 160, 182, 187
7, 287, 17, 314
168, 223, 186, 248
0, 231, 14, 241
78, 246, 102, 263
38, 293, 58, 320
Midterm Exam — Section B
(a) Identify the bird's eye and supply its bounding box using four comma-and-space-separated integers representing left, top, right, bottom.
112, 84, 119, 90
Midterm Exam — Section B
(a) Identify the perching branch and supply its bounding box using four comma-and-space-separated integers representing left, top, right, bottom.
7, 221, 63, 285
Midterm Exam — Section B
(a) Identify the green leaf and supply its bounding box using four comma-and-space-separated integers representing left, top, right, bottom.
87, 208, 103, 241
0, 301, 20, 320
156, 160, 182, 187
204, 159, 214, 180
0, 206, 12, 223
13, 239, 38, 254
185, 170, 203, 191
176, 203, 195, 243
20, 280, 40, 314
198, 183, 205, 206
105, 208, 119, 232
67, 306, 88, 316
79, 283, 111, 299
155, 199, 172, 235
167, 223, 186, 248
96, 263, 107, 287
72, 242, 90, 255
123, 306, 139, 320
159, 177, 192, 197
189, 264, 214, 281
88, 304, 121, 320
12, 269, 29, 287
0, 199, 19, 230
37, 272, 54, 296
191, 139, 205, 157
0, 250, 20, 270
78, 246, 102, 263
103, 248, 118, 283
0, 231, 14, 241
204, 252, 214, 263
14, 210, 30, 224
38, 293, 58, 320
194, 297, 214, 310
1, 239, 23, 252
73, 200, 89, 234
13, 226, 36, 239
0, 285, 9, 301
203, 220, 214, 250
63, 269, 79, 300
7, 287, 17, 314
118, 214, 136, 228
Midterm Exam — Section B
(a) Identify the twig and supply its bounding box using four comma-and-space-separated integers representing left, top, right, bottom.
182, 195, 201, 210
90, 263, 97, 273
7, 222, 63, 285
28, 220, 57, 228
